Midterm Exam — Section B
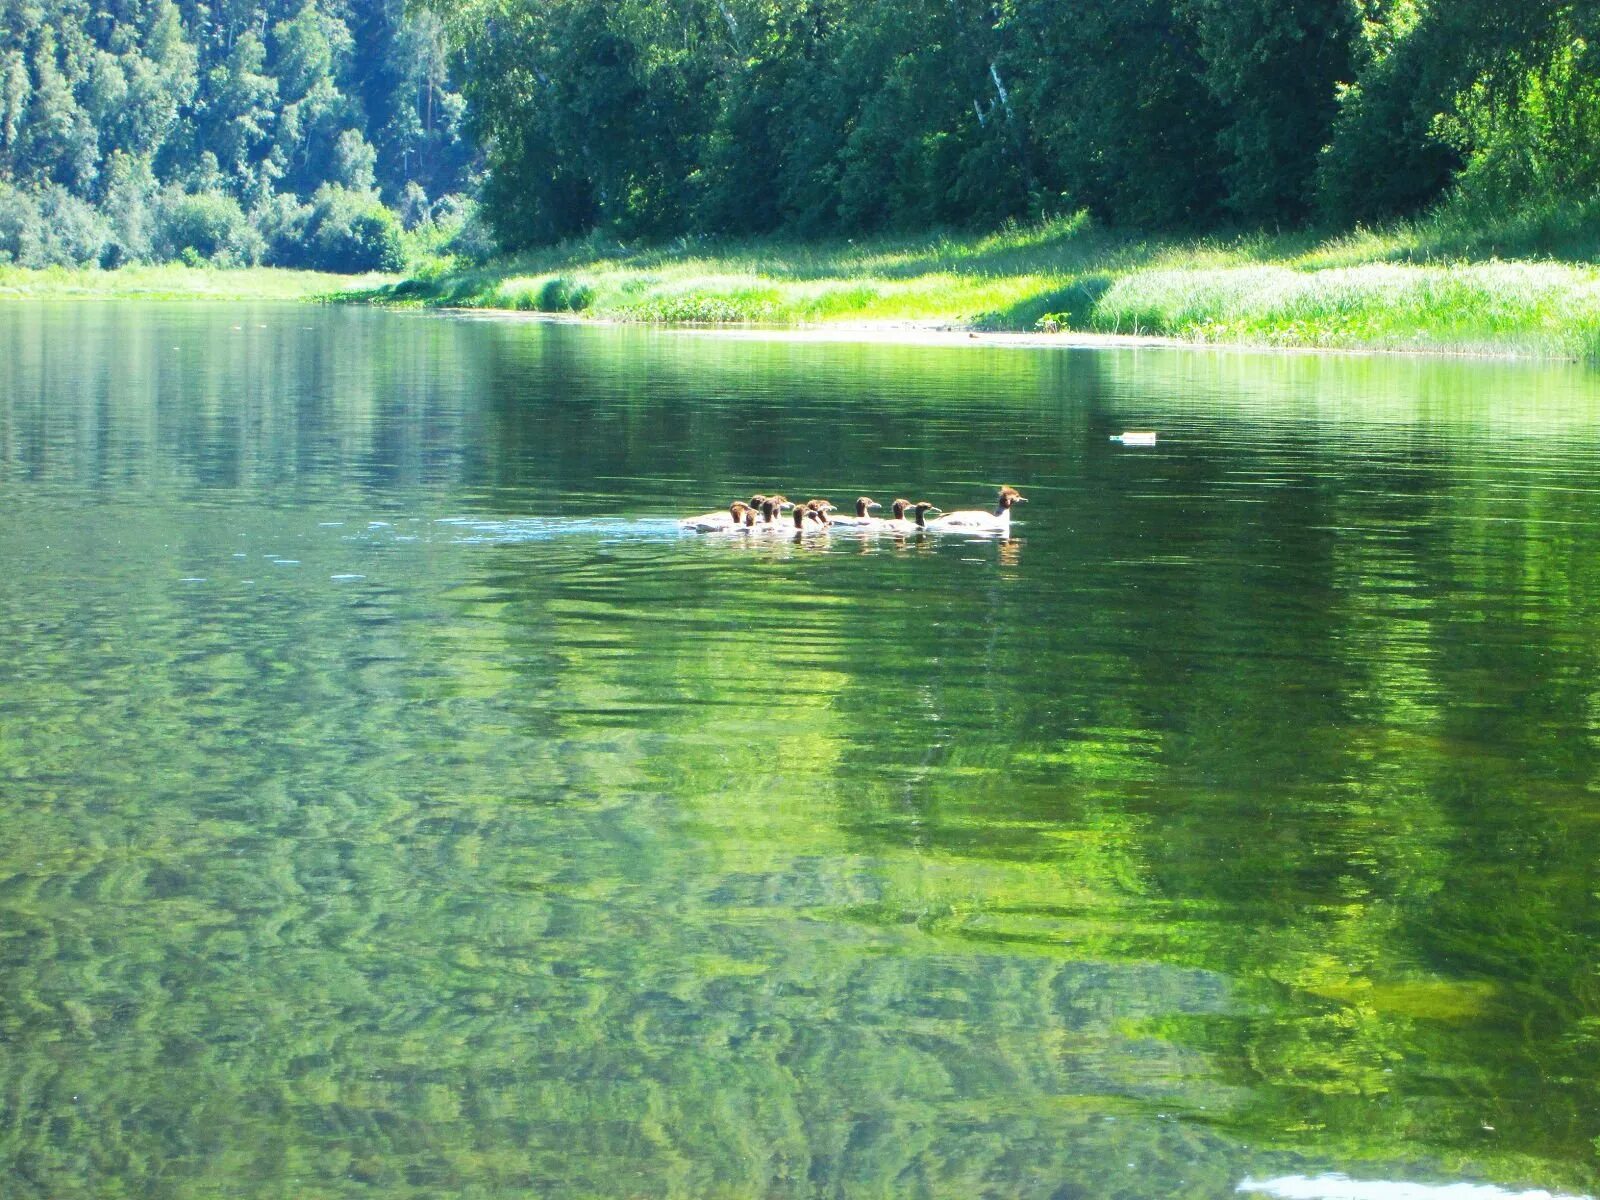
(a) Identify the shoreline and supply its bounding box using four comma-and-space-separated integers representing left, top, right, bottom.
435, 307, 1562, 362
355, 220, 1600, 364
3, 257, 1593, 363
0, 264, 392, 303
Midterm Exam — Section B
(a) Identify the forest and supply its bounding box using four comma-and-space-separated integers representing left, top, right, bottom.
0, 0, 480, 269
429, 0, 1600, 253
3, 0, 1599, 269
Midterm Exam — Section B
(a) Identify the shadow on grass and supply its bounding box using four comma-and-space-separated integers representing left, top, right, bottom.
972, 274, 1116, 331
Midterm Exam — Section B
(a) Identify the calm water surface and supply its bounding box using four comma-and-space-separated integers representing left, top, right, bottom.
2, 305, 1598, 1198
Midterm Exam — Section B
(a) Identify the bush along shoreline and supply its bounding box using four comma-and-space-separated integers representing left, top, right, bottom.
350, 212, 1600, 362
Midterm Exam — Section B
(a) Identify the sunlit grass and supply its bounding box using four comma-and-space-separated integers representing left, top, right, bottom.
355, 205, 1600, 358
0, 263, 392, 300
1092, 261, 1600, 355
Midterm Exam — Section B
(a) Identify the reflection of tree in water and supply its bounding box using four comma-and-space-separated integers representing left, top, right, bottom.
2, 310, 1599, 1196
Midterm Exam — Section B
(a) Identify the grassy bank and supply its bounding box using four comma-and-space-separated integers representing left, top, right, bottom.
0, 263, 392, 301
357, 207, 1600, 359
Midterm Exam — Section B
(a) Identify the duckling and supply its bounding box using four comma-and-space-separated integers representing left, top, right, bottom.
803, 498, 836, 526
791, 504, 830, 535
747, 497, 788, 532
860, 498, 912, 533
827, 497, 882, 527
713, 502, 758, 533
880, 500, 940, 534
680, 500, 749, 532
679, 492, 791, 531
925, 486, 1026, 533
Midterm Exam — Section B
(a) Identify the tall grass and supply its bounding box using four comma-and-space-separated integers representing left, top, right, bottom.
353, 202, 1600, 359
1090, 262, 1600, 355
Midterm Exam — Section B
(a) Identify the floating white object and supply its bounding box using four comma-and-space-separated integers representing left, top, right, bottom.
1111, 431, 1158, 446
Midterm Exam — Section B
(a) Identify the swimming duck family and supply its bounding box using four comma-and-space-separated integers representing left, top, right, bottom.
680, 486, 1024, 537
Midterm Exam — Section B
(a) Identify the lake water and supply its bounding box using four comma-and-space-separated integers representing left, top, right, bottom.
2, 304, 1598, 1199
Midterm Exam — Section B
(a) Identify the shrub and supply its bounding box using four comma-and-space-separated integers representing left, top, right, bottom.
0, 184, 111, 266
40, 188, 112, 266
397, 181, 431, 231
102, 152, 160, 266
156, 189, 264, 265
536, 276, 593, 311
0, 183, 42, 265
443, 196, 499, 261
252, 191, 315, 267
305, 186, 405, 272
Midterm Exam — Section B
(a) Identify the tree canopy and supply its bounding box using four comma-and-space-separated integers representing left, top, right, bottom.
6, 0, 1600, 264
0, 0, 479, 268
425, 0, 1600, 251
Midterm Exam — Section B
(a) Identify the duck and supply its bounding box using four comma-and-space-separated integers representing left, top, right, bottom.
680, 500, 750, 532
861, 498, 912, 532
791, 504, 830, 535
802, 498, 836, 526
679, 492, 791, 531
827, 497, 882, 527
713, 502, 758, 533
746, 497, 790, 532
879, 500, 941, 534
924, 486, 1027, 533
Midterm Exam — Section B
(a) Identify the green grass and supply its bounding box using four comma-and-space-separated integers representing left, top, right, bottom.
0, 263, 393, 301
354, 205, 1600, 358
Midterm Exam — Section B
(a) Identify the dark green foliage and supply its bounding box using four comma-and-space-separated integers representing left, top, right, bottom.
0, 0, 478, 269
251, 188, 313, 263
0, 181, 111, 265
1183, 0, 1360, 223
536, 275, 592, 310
155, 187, 263, 264
427, 0, 1600, 250
101, 152, 161, 265
6, 0, 1599, 266
1013, 0, 1226, 228
302, 184, 405, 271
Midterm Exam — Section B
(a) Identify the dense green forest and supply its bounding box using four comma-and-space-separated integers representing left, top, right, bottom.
427, 0, 1600, 252
5, 0, 1598, 271
0, 0, 481, 269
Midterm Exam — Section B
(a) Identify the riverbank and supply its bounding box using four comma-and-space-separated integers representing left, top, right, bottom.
358, 212, 1600, 360
0, 263, 391, 301
14, 212, 1600, 360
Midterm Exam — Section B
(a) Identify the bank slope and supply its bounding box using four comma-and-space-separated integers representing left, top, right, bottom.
357, 216, 1600, 360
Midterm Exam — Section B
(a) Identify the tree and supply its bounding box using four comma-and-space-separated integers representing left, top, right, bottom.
1184, 0, 1360, 222
331, 127, 376, 189
2, 50, 31, 158
1012, 0, 1226, 227
199, 31, 277, 182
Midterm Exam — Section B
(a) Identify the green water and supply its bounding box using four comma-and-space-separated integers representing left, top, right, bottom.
2, 304, 1599, 1199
